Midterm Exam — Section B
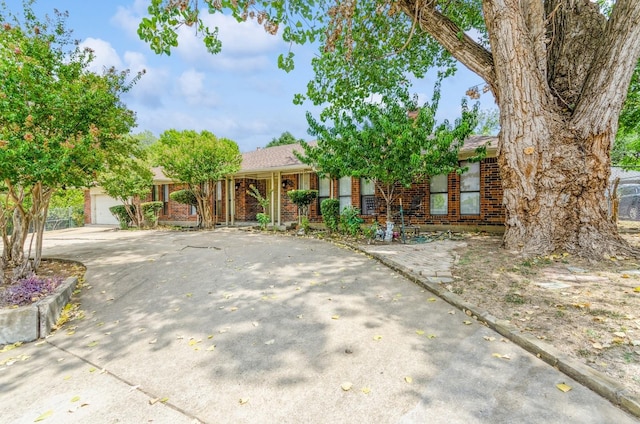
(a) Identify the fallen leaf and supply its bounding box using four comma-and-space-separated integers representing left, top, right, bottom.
592, 342, 603, 350
483, 336, 496, 342
427, 334, 437, 339
404, 376, 413, 384
185, 293, 193, 297
149, 339, 157, 344
415, 330, 425, 335
149, 398, 159, 405
463, 321, 472, 325
70, 396, 80, 403
252, 322, 259, 327
34, 410, 53, 422
341, 382, 353, 391
427, 298, 437, 302
492, 353, 511, 360
229, 307, 238, 312
206, 345, 216, 351
331, 315, 340, 320
613, 332, 626, 338
63, 375, 71, 380
160, 397, 169, 403
634, 287, 640, 293
373, 335, 383, 341
264, 339, 275, 345
361, 387, 371, 394
448, 310, 456, 315
88, 367, 97, 373
239, 398, 249, 405
621, 274, 630, 279
556, 383, 572, 393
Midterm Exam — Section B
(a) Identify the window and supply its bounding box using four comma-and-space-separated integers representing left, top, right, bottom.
430, 174, 448, 215
151, 185, 159, 202
339, 176, 352, 211
460, 161, 480, 215
163, 184, 170, 215
299, 173, 310, 190
361, 178, 376, 215
318, 175, 330, 214
190, 205, 197, 216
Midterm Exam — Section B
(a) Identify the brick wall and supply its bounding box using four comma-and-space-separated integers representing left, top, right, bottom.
305, 158, 505, 228
83, 190, 91, 224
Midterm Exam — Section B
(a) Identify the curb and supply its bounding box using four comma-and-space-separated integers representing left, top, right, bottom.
0, 276, 78, 345
349, 243, 640, 419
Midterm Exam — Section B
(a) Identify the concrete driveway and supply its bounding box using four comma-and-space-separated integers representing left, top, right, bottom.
0, 227, 637, 423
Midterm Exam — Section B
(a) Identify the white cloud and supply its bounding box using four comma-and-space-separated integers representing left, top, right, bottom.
175, 69, 219, 108
176, 13, 283, 72
79, 38, 123, 73
110, 0, 149, 38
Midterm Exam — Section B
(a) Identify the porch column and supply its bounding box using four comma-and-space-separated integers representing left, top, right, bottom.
277, 172, 282, 227
270, 172, 276, 227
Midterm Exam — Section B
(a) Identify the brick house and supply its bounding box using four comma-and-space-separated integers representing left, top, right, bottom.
85, 136, 505, 231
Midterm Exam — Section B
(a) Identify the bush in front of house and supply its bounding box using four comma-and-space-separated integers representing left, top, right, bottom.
340, 206, 363, 237
109, 205, 134, 229
141, 201, 163, 228
321, 199, 340, 233
170, 189, 197, 207
287, 190, 318, 220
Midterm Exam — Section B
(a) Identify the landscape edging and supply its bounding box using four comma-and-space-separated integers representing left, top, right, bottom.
349, 242, 640, 419
0, 276, 78, 345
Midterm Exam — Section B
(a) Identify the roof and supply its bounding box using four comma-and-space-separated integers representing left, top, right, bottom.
238, 136, 498, 173
238, 143, 315, 174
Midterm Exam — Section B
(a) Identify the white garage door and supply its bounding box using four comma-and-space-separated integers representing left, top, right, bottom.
94, 194, 122, 225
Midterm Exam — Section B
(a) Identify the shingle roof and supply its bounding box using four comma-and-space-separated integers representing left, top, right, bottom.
239, 143, 313, 172
238, 136, 497, 173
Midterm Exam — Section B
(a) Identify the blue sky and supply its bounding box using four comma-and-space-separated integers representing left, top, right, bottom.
7, 0, 494, 153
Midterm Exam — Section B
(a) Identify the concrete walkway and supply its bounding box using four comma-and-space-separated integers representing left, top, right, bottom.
0, 227, 638, 423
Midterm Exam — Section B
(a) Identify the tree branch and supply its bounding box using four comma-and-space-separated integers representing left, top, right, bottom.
572, 0, 640, 135
398, 1, 497, 96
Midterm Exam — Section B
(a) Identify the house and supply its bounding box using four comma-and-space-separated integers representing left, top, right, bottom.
85, 136, 505, 231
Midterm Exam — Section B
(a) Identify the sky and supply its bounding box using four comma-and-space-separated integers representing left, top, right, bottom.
5, 0, 495, 153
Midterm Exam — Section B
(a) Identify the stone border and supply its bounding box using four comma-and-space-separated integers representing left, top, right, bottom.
351, 243, 640, 419
0, 276, 78, 345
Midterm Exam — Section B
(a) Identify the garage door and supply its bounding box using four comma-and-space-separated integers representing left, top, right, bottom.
94, 194, 122, 225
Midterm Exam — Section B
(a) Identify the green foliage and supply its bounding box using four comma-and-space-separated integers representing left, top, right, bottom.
50, 189, 84, 209
141, 201, 163, 227
321, 198, 340, 233
340, 206, 363, 237
0, 1, 138, 272
300, 216, 310, 234
265, 131, 304, 148
287, 189, 318, 218
170, 189, 197, 206
152, 129, 241, 228
300, 85, 480, 220
109, 205, 134, 230
256, 212, 270, 230
474, 108, 500, 136
247, 184, 270, 213
614, 62, 640, 168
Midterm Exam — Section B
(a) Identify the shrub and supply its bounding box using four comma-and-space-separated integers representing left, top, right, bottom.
301, 216, 310, 234
0, 274, 63, 307
287, 189, 318, 218
141, 201, 163, 227
340, 206, 363, 236
256, 212, 270, 230
321, 199, 340, 233
170, 189, 197, 207
109, 204, 134, 229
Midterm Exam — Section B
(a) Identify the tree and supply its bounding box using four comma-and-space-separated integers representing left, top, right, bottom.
97, 147, 153, 228
139, 1, 640, 258
301, 88, 479, 222
474, 108, 500, 136
265, 131, 304, 148
0, 1, 138, 277
152, 130, 241, 229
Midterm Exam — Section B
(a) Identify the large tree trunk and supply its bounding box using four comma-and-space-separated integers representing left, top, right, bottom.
403, 0, 640, 257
